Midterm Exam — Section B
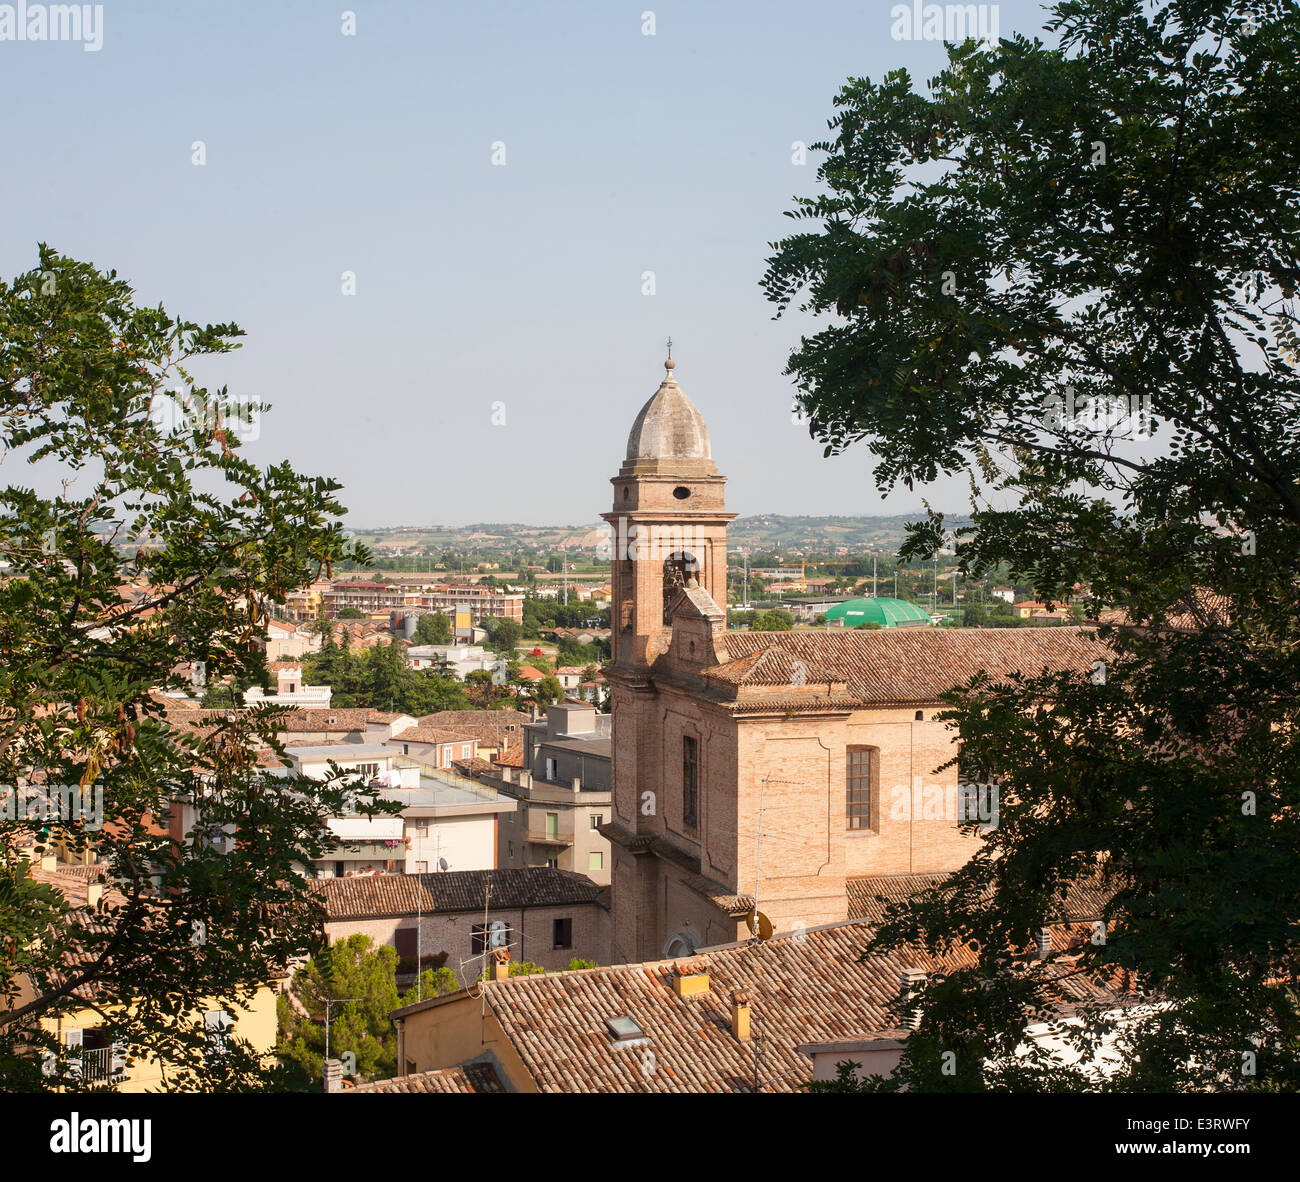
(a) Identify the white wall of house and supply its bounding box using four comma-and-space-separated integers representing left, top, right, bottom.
405, 814, 497, 874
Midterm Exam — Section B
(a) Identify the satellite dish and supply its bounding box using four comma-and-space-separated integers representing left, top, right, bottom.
746, 911, 774, 941
487, 920, 509, 948
438, 858, 449, 872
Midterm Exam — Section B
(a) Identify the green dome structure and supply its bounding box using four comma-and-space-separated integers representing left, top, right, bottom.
821, 597, 933, 628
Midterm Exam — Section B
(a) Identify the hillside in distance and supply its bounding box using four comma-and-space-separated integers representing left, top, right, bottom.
347, 515, 970, 557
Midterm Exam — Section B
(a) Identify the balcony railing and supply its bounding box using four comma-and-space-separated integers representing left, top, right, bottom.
525, 831, 572, 847
69, 1044, 126, 1085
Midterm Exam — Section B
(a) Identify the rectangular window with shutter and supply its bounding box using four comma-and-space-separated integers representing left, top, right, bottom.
846, 746, 878, 831
683, 736, 699, 828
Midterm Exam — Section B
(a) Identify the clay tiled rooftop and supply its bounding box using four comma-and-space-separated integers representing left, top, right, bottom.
349, 1061, 506, 1093
310, 868, 602, 920
847, 872, 1114, 925
391, 726, 475, 746
721, 626, 1105, 707
417, 710, 530, 746
276, 708, 372, 733
479, 918, 1116, 1092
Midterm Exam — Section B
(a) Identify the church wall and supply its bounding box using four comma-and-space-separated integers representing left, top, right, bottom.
732, 715, 850, 934
842, 707, 983, 876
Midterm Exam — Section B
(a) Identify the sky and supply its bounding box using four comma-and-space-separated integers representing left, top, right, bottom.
1, 0, 1059, 528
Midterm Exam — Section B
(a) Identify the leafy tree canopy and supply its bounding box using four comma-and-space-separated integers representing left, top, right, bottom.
763, 0, 1300, 1091
0, 247, 389, 1091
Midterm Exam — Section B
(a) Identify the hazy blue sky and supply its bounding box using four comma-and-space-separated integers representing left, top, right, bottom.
2, 0, 1056, 527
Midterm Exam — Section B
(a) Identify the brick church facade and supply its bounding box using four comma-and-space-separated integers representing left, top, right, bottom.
600, 358, 1100, 965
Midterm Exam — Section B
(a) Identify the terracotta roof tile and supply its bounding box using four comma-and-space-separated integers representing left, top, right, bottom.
415, 711, 531, 747
847, 872, 1113, 924
719, 627, 1104, 706
482, 919, 1117, 1092
311, 869, 602, 920
349, 1062, 505, 1093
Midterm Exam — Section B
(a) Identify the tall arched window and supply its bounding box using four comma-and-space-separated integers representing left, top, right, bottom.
846, 746, 879, 831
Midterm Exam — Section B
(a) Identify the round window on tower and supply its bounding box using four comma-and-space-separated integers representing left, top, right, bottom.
672, 486, 691, 500
623, 487, 630, 501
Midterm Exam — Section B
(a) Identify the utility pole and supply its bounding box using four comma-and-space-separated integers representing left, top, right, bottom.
562, 544, 568, 606
479, 879, 494, 1015
324, 997, 360, 1065
872, 554, 877, 598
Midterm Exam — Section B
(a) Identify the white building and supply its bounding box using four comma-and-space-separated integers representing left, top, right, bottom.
244, 662, 332, 708
284, 743, 513, 878
405, 644, 507, 682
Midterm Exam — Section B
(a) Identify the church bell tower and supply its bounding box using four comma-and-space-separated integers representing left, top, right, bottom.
601, 356, 734, 672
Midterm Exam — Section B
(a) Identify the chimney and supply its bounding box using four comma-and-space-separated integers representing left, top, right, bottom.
730, 991, 751, 1042
86, 883, 103, 908
672, 959, 710, 998
1037, 927, 1052, 960
491, 948, 510, 982
899, 967, 927, 1030
323, 1058, 343, 1093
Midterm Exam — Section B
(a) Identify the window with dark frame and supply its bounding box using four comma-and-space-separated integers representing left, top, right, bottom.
394, 927, 418, 959
846, 746, 878, 831
683, 735, 699, 828
553, 917, 573, 949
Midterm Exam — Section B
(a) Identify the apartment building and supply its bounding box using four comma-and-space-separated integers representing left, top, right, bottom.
482, 703, 612, 886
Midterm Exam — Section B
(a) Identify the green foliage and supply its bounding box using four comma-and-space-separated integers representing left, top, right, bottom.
0, 247, 385, 1091
763, 1, 1300, 1091
276, 935, 459, 1085
482, 616, 522, 653
533, 675, 565, 708
336, 607, 366, 619
752, 609, 795, 631
303, 637, 470, 714
412, 612, 452, 645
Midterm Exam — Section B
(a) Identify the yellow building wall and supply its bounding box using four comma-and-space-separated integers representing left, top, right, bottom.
35, 984, 280, 1092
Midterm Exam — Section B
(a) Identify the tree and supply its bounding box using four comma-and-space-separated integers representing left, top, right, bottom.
763, 1, 1300, 1090
533, 675, 564, 709
0, 247, 386, 1091
336, 607, 366, 620
482, 616, 522, 654
962, 603, 989, 628
752, 609, 795, 631
412, 612, 451, 645
277, 935, 457, 1084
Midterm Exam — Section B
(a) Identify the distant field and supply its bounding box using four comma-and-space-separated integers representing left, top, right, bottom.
347, 514, 971, 558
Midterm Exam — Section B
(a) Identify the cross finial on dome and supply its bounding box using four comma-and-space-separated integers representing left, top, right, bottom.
665, 337, 675, 372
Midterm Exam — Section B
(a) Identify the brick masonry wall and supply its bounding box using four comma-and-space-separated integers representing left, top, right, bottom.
325, 900, 611, 975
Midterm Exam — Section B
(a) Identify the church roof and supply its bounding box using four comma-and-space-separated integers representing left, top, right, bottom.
846, 872, 1113, 925
701, 645, 842, 688
621, 359, 716, 475
719, 626, 1105, 707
